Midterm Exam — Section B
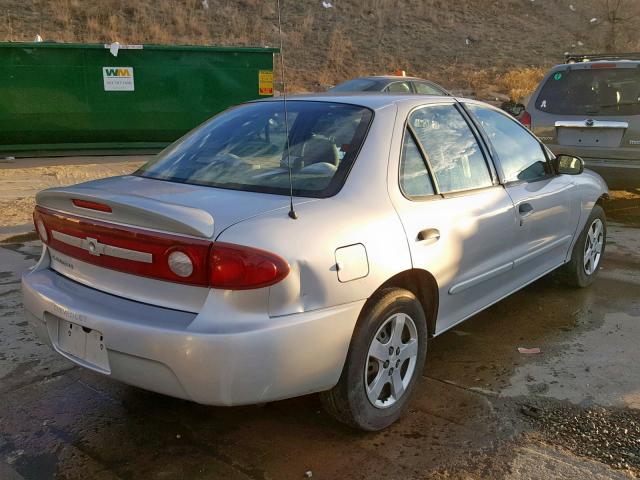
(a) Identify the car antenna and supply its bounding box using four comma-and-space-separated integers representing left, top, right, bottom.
276, 0, 298, 219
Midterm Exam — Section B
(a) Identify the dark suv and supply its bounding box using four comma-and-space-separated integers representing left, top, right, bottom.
523, 54, 640, 188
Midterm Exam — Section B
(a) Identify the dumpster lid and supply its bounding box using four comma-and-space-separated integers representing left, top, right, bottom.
0, 41, 279, 54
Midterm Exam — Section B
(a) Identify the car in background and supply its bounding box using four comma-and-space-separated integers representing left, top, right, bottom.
522, 53, 640, 188
329, 75, 450, 95
24, 94, 607, 431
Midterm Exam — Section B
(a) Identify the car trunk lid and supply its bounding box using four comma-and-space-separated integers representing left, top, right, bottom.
35, 175, 301, 312
36, 175, 299, 238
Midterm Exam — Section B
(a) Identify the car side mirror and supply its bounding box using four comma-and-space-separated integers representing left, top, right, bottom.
554, 154, 584, 175
500, 102, 525, 117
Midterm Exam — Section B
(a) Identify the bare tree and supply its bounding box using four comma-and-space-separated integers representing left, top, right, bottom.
599, 0, 640, 51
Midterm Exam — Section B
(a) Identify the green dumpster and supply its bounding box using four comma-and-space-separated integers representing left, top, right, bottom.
0, 42, 278, 154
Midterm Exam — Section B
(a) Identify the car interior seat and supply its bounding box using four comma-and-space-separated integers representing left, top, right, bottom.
300, 136, 340, 167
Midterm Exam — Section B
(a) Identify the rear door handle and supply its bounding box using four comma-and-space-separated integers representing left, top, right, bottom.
518, 202, 534, 217
416, 228, 440, 242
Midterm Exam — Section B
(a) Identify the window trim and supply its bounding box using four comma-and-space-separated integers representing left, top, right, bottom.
455, 103, 500, 185
398, 102, 497, 200
462, 101, 556, 186
399, 126, 440, 200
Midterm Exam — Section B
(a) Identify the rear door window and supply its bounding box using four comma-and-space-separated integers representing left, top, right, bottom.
385, 82, 412, 93
413, 81, 446, 95
329, 78, 381, 92
535, 67, 640, 116
399, 130, 435, 198
467, 103, 552, 183
408, 104, 492, 193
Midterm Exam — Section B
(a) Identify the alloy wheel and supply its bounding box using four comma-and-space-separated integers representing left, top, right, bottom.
364, 313, 419, 408
583, 218, 604, 275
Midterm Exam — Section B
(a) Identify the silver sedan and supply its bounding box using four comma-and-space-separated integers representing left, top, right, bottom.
22, 94, 608, 431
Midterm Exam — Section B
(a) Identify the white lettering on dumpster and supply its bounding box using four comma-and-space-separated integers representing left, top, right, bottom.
102, 67, 135, 91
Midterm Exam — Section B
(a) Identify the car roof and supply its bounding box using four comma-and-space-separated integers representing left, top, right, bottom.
357, 75, 427, 81
551, 59, 640, 70
255, 92, 466, 110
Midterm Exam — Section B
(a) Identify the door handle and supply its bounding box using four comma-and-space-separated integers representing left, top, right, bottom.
416, 228, 440, 242
518, 202, 534, 217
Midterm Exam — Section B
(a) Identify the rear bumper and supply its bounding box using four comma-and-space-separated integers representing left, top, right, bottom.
22, 268, 363, 406
580, 159, 640, 190
546, 144, 640, 189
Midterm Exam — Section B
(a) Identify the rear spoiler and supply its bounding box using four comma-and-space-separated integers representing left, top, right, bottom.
565, 52, 640, 63
36, 187, 215, 239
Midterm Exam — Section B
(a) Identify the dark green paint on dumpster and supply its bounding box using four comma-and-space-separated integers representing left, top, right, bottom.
0, 42, 278, 154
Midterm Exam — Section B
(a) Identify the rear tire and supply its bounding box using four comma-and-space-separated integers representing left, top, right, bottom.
320, 288, 428, 431
561, 205, 606, 288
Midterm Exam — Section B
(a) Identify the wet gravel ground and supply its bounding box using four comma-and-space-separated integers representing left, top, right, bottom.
0, 194, 639, 479
521, 401, 640, 474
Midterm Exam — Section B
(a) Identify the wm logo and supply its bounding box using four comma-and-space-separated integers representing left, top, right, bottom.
104, 68, 132, 77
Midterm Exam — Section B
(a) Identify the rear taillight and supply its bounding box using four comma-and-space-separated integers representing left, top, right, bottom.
34, 206, 289, 290
167, 250, 195, 278
33, 210, 48, 242
210, 242, 290, 290
519, 110, 532, 129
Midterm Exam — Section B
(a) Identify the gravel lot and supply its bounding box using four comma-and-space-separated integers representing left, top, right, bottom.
0, 156, 147, 242
0, 157, 638, 479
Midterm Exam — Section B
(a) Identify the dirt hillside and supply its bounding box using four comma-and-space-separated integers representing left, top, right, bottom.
2, 0, 640, 99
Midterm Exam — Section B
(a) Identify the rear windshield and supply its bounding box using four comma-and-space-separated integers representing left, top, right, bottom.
535, 67, 640, 116
329, 78, 382, 92
136, 101, 373, 198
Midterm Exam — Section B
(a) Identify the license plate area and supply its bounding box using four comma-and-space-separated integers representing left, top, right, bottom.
557, 127, 623, 148
56, 318, 110, 373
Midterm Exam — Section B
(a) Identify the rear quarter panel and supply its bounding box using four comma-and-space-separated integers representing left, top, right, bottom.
214, 103, 413, 318
218, 196, 412, 317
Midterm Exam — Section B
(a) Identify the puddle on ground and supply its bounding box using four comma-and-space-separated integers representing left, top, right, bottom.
502, 311, 640, 409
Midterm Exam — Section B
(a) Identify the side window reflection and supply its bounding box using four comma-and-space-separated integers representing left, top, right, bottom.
466, 104, 551, 182
409, 105, 492, 193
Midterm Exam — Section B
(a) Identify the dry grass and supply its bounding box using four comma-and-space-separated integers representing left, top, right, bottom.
18, 0, 273, 45
496, 67, 547, 102
0, 0, 620, 99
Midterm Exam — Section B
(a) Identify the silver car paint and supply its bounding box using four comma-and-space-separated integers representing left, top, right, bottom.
37, 182, 216, 238
48, 248, 211, 312
22, 94, 609, 406
22, 266, 366, 405
37, 177, 319, 312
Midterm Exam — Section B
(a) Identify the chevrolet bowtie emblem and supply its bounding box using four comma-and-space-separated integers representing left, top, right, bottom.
85, 237, 103, 256
50, 230, 153, 264
585, 118, 594, 127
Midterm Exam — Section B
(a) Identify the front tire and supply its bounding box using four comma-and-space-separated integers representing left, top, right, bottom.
320, 288, 428, 431
562, 204, 606, 288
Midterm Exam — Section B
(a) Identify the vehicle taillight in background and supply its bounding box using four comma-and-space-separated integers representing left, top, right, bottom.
519, 110, 532, 129
590, 63, 617, 69
33, 206, 289, 290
